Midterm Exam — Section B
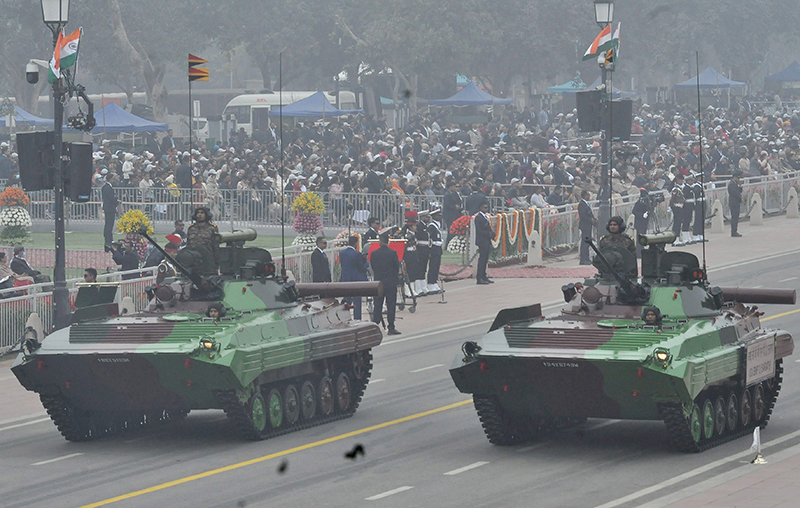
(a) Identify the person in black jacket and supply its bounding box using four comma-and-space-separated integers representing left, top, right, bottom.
465, 185, 488, 215
474, 202, 494, 284
728, 172, 743, 237
631, 189, 651, 258
370, 233, 401, 335
101, 174, 119, 246
311, 237, 332, 282
111, 240, 140, 280
578, 190, 596, 264
442, 180, 462, 234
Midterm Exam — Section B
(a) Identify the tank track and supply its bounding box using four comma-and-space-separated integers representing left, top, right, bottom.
659, 360, 783, 453
473, 395, 584, 446
215, 350, 374, 441
39, 394, 188, 442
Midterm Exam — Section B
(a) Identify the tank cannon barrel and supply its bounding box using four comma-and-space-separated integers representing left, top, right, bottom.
720, 287, 796, 305
296, 282, 384, 299
216, 228, 257, 244
638, 232, 676, 246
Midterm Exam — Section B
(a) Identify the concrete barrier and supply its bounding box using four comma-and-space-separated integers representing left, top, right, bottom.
750, 193, 763, 226
527, 230, 543, 266
711, 199, 725, 233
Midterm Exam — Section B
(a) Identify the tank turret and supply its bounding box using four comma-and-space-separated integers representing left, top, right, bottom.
450, 235, 795, 452
11, 230, 383, 442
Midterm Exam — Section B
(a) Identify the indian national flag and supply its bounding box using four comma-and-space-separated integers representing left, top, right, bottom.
582, 24, 616, 61
47, 28, 82, 83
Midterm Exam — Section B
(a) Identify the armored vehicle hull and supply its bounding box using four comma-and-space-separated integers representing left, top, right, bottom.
12, 230, 384, 441
451, 235, 795, 452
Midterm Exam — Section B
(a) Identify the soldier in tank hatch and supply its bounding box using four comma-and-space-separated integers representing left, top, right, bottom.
642, 306, 662, 326
183, 206, 220, 275
598, 216, 636, 257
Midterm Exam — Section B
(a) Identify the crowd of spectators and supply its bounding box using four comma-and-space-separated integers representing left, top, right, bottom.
2, 93, 800, 229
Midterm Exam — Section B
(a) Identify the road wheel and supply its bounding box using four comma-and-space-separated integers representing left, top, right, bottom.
701, 399, 715, 441
266, 388, 283, 429
689, 403, 702, 443
300, 380, 316, 421
335, 372, 352, 412
248, 392, 268, 435
283, 384, 300, 426
318, 376, 335, 416
752, 383, 766, 423
740, 387, 752, 428
726, 391, 738, 433
713, 396, 727, 436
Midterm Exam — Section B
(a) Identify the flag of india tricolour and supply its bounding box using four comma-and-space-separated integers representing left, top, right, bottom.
48, 28, 82, 84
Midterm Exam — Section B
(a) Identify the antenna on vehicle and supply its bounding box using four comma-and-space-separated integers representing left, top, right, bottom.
695, 51, 707, 280
280, 51, 286, 277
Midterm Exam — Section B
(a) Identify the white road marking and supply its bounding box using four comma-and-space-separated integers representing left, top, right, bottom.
752, 285, 764, 288
409, 364, 444, 373
370, 378, 386, 383
365, 486, 414, 500
0, 417, 51, 432
710, 248, 800, 272
0, 375, 15, 382
31, 452, 84, 466
443, 461, 489, 475
778, 276, 798, 283
517, 443, 548, 452
586, 419, 621, 431
0, 412, 47, 426
594, 426, 800, 508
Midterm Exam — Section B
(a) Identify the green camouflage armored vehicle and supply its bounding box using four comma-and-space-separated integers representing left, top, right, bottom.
450, 232, 795, 452
12, 229, 383, 441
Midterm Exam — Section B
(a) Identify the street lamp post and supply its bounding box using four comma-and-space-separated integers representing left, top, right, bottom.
594, 0, 614, 230
41, 0, 70, 330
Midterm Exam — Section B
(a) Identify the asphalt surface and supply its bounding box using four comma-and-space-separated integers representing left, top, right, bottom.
0, 251, 798, 508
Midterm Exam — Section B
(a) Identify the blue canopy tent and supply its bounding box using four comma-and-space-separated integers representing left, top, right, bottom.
674, 67, 745, 89
764, 62, 800, 83
91, 102, 168, 133
428, 82, 513, 106
547, 76, 587, 94
0, 105, 52, 128
268, 91, 362, 117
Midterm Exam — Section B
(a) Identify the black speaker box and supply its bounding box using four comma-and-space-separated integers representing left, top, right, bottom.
64, 142, 94, 202
606, 99, 633, 141
16, 131, 55, 192
575, 90, 602, 132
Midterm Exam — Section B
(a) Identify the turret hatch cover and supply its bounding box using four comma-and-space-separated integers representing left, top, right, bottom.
162, 313, 203, 322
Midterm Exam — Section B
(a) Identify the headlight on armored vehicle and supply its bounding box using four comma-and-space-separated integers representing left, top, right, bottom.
200, 338, 217, 350
653, 347, 672, 368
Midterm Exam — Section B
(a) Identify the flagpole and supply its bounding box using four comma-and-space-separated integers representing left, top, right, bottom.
280, 52, 285, 276
188, 67, 193, 218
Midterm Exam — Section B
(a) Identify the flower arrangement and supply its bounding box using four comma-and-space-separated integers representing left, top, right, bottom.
292, 212, 323, 234
447, 235, 467, 254
449, 215, 470, 236
117, 209, 154, 235
0, 186, 31, 207
291, 233, 318, 251
291, 191, 325, 214
0, 207, 32, 244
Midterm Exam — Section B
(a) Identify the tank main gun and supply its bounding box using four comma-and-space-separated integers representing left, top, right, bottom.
719, 287, 796, 305
138, 228, 212, 292
585, 238, 649, 304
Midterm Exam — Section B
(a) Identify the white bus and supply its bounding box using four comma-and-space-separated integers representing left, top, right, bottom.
222, 90, 358, 135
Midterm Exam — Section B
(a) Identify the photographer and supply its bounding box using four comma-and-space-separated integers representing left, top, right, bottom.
110, 240, 140, 280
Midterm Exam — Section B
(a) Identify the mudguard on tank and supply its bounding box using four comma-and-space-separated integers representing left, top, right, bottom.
12, 229, 383, 442
450, 232, 795, 452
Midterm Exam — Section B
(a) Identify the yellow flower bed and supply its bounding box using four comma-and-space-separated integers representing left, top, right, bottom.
117, 209, 154, 235
291, 191, 325, 214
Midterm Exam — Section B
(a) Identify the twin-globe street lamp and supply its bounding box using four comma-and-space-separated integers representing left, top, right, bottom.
41, 0, 71, 330
593, 0, 614, 232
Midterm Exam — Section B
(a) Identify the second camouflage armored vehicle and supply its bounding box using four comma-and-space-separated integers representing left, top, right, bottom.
450, 232, 795, 452
12, 229, 383, 441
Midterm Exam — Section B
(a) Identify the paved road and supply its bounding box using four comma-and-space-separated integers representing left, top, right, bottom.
0, 252, 798, 508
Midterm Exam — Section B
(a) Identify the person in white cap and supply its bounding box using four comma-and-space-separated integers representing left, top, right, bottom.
414, 210, 431, 296
425, 207, 444, 294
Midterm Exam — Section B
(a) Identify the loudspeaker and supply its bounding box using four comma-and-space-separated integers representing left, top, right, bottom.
606, 99, 633, 141
575, 90, 602, 132
16, 131, 54, 192
64, 142, 94, 202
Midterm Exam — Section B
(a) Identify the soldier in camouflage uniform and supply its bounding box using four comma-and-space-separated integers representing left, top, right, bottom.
183, 206, 220, 275
598, 216, 636, 257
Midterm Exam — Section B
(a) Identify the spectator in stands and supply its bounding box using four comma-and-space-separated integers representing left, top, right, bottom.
10, 245, 50, 283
